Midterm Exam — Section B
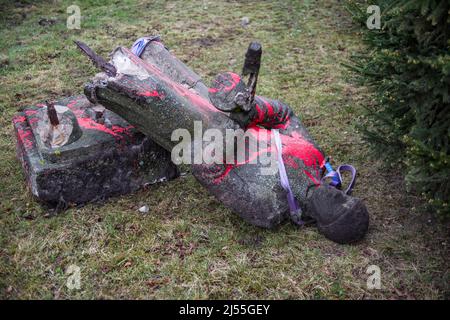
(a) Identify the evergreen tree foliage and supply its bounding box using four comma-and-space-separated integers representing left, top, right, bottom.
346, 0, 449, 216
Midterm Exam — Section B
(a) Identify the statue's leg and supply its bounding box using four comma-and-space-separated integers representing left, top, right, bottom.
139, 40, 210, 99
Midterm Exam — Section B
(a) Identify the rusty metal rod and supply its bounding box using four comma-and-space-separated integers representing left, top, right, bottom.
46, 100, 59, 126
74, 40, 117, 77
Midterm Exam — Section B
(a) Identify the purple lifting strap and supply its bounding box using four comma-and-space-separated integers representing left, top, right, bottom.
130, 36, 162, 57
273, 130, 304, 225
322, 163, 357, 195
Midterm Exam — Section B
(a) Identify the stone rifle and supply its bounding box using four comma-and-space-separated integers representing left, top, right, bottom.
79, 37, 369, 244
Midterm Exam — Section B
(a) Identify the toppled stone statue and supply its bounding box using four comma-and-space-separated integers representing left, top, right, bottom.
80, 37, 369, 243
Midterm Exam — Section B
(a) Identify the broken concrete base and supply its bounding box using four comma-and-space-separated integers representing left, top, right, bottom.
13, 95, 178, 207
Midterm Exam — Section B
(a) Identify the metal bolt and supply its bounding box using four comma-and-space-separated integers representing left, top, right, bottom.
46, 100, 59, 126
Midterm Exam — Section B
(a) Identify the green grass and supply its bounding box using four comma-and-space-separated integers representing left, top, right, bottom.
0, 0, 448, 299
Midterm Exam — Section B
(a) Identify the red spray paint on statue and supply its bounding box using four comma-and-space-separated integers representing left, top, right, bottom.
67, 96, 134, 139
